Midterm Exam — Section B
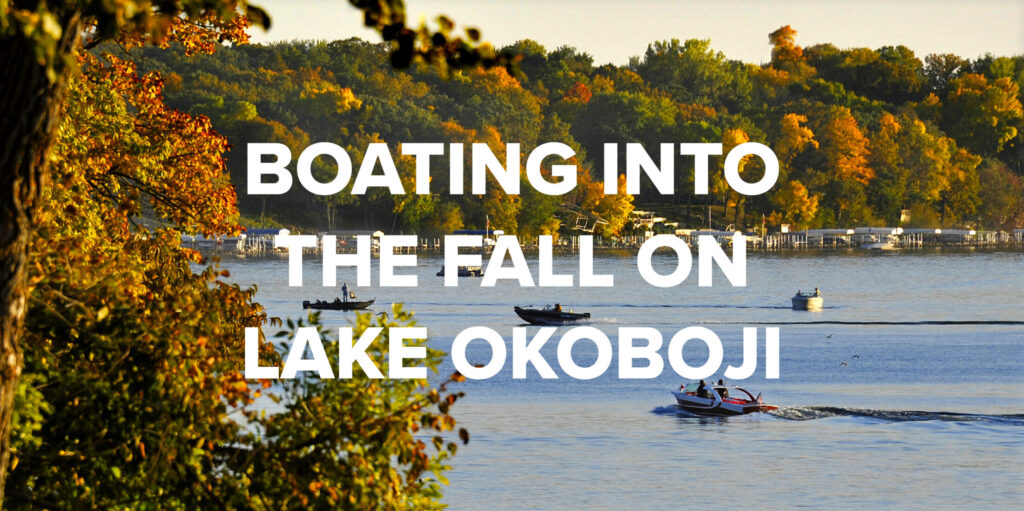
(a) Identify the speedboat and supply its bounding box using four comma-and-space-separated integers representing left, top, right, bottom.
514, 305, 590, 325
302, 298, 375, 311
791, 290, 823, 311
436, 266, 483, 277
671, 383, 778, 416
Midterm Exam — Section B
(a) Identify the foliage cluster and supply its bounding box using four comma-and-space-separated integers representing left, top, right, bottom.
6, 5, 468, 508
124, 26, 1024, 231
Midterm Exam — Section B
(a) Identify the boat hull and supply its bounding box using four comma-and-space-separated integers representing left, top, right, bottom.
514, 306, 590, 325
791, 295, 823, 311
303, 299, 375, 311
436, 266, 483, 277
671, 391, 778, 416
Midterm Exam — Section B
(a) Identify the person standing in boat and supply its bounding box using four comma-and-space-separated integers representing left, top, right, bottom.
342, 282, 349, 303
716, 379, 729, 399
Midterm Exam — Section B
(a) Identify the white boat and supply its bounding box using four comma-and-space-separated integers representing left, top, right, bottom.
791, 290, 823, 311
861, 241, 895, 250
671, 383, 778, 416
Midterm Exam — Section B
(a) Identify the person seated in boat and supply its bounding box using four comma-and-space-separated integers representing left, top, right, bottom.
696, 380, 711, 399
813, 287, 820, 296
554, 303, 562, 312
716, 379, 729, 399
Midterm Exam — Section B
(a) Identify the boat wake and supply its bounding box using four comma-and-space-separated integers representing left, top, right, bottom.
651, 405, 1024, 425
700, 319, 1024, 326
651, 405, 736, 419
771, 406, 1024, 425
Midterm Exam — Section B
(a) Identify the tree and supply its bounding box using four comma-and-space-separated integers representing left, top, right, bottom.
0, 0, 509, 502
0, 3, 265, 500
772, 180, 819, 229
868, 113, 909, 223
633, 38, 752, 109
820, 106, 873, 185
775, 113, 818, 170
924, 53, 968, 93
9, 46, 263, 507
940, 73, 1023, 157
806, 44, 924, 105
768, 25, 814, 79
978, 158, 1024, 229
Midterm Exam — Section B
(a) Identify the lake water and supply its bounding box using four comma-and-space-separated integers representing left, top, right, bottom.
218, 247, 1024, 510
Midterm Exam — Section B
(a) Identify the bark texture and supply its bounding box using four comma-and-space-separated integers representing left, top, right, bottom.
0, 11, 80, 505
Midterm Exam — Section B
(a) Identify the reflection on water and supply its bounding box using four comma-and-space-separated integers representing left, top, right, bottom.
215, 249, 1024, 510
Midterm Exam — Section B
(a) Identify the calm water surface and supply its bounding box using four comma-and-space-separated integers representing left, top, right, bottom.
218, 248, 1024, 510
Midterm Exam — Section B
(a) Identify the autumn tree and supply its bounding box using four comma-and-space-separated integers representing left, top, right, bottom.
772, 180, 819, 229
0, 2, 269, 500
0, 0, 510, 503
775, 113, 819, 172
768, 25, 814, 80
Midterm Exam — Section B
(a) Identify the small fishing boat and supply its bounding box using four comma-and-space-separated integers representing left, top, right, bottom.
513, 305, 590, 325
302, 298, 375, 311
671, 383, 778, 416
791, 289, 823, 311
436, 266, 483, 277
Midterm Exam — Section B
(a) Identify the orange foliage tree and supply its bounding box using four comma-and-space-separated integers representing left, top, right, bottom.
2, 1, 508, 506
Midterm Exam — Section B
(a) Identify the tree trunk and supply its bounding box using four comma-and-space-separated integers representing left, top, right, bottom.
0, 12, 81, 504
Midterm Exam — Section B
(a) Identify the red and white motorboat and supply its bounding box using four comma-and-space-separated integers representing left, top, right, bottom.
671, 383, 779, 416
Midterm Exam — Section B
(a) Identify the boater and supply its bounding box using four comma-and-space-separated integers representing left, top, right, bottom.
342, 282, 349, 303
696, 380, 711, 399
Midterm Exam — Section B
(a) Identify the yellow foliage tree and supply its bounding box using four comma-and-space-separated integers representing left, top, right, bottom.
772, 180, 819, 229
776, 113, 819, 167
822, 107, 874, 185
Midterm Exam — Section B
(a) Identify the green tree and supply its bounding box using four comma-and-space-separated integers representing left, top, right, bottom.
940, 73, 1023, 156
634, 38, 752, 110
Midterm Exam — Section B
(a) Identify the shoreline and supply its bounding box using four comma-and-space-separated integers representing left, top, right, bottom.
193, 242, 1024, 260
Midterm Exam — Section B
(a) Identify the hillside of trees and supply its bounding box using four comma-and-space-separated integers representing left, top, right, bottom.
119, 26, 1024, 235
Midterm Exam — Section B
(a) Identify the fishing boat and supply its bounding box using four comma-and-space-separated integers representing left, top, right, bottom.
513, 305, 590, 325
791, 289, 823, 311
436, 266, 483, 277
671, 383, 778, 416
302, 298, 375, 311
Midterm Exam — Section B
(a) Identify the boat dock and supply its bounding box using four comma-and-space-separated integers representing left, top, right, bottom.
187, 225, 1024, 257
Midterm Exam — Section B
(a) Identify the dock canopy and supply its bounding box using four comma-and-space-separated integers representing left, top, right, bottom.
853, 227, 903, 235
452, 229, 504, 236
805, 229, 855, 235
243, 228, 290, 236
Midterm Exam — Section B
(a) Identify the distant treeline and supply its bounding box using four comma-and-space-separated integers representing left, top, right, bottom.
117, 26, 1024, 235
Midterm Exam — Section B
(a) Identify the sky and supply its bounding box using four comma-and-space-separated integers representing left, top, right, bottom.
249, 0, 1024, 65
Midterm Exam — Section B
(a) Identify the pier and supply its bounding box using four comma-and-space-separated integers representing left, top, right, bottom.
187, 225, 1024, 257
